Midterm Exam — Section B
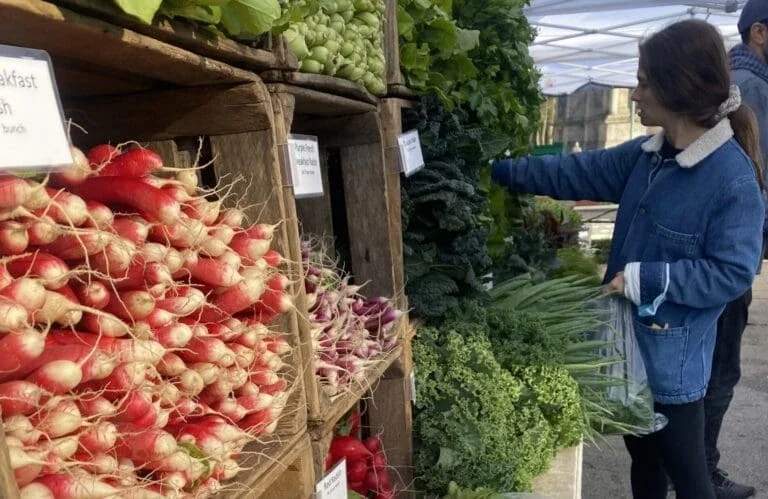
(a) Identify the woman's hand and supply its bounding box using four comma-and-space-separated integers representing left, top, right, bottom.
605, 272, 625, 295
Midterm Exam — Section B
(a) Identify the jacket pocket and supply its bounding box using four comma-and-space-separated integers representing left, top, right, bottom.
645, 223, 699, 260
632, 319, 688, 396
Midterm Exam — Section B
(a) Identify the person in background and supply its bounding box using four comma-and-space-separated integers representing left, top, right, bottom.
491, 19, 765, 499
696, 3, 768, 497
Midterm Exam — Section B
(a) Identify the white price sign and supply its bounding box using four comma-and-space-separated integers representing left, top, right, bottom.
397, 129, 425, 177
0, 45, 73, 170
287, 134, 323, 198
315, 458, 347, 499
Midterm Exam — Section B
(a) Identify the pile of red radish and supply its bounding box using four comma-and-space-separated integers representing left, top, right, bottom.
326, 435, 395, 499
0, 144, 295, 498
301, 240, 402, 395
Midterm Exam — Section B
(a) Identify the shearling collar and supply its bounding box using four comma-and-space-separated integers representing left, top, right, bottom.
640, 118, 734, 168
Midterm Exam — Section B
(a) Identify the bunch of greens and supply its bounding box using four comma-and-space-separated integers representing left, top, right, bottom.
400, 97, 493, 321
111, 0, 282, 39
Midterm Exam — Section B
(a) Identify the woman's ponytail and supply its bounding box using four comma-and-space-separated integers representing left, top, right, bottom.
729, 104, 764, 191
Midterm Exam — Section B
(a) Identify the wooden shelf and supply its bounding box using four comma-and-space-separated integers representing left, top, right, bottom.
263, 71, 381, 106
308, 345, 404, 439
0, 0, 258, 98
225, 431, 314, 499
51, 0, 295, 72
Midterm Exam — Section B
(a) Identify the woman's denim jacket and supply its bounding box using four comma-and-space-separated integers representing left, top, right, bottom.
492, 119, 764, 404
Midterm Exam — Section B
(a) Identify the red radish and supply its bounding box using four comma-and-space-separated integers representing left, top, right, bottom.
176, 169, 199, 195
176, 369, 204, 397
6, 253, 70, 289
199, 278, 265, 323
28, 472, 119, 499
237, 408, 276, 434
5, 415, 42, 445
77, 397, 117, 418
51, 146, 91, 187
80, 312, 128, 337
249, 366, 279, 386
178, 336, 235, 367
149, 215, 206, 248
190, 363, 220, 386
363, 436, 383, 454
47, 330, 165, 365
254, 288, 293, 315
103, 290, 155, 321
329, 436, 373, 463
70, 280, 110, 309
264, 336, 291, 356
209, 398, 246, 422
78, 422, 119, 453
372, 452, 388, 470
216, 208, 244, 228
262, 249, 283, 267
236, 382, 259, 398
143, 308, 175, 329
0, 296, 32, 331
82, 362, 149, 396
0, 278, 46, 316
347, 459, 368, 483
186, 255, 241, 288
83, 201, 114, 228
26, 360, 83, 395
33, 288, 82, 326
156, 286, 205, 316
87, 144, 120, 167
115, 427, 177, 461
154, 323, 193, 349
157, 353, 186, 378
259, 379, 287, 396
97, 147, 163, 177
42, 230, 110, 260
31, 399, 82, 438
69, 176, 181, 224
25, 217, 60, 246
0, 221, 29, 254
237, 393, 272, 413
230, 343, 255, 369
0, 176, 33, 210
38, 188, 88, 226
78, 452, 118, 475
0, 381, 41, 416
110, 261, 171, 290
113, 391, 154, 424
110, 216, 149, 246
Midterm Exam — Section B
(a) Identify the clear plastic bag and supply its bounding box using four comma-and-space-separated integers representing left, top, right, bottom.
594, 295, 668, 435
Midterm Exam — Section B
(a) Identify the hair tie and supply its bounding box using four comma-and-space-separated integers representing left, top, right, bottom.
715, 85, 741, 120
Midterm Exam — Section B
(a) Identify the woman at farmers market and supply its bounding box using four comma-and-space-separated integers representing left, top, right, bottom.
491, 19, 764, 499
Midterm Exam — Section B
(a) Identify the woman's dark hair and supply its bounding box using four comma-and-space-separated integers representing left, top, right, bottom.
639, 19, 763, 189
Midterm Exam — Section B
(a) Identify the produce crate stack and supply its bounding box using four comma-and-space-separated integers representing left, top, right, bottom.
0, 0, 416, 496
0, 1, 313, 497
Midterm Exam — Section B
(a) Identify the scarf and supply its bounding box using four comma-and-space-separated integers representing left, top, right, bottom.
730, 43, 768, 85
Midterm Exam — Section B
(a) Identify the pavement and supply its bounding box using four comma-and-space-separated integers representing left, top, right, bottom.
581, 268, 768, 499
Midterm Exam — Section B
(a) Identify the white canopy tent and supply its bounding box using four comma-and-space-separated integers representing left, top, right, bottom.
524, 1, 749, 95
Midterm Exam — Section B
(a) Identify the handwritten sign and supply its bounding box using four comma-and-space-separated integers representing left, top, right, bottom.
397, 130, 425, 177
0, 45, 72, 170
287, 134, 323, 198
315, 458, 347, 499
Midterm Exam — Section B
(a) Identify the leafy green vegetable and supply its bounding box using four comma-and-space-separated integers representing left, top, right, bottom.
220, 0, 281, 38
160, 0, 223, 23
413, 321, 556, 493
444, 482, 505, 499
112, 0, 163, 23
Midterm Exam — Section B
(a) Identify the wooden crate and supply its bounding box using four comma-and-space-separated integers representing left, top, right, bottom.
266, 83, 415, 495
224, 431, 316, 499
51, 0, 298, 72
0, 3, 313, 496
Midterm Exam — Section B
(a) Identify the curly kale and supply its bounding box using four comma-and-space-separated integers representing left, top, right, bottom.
513, 365, 584, 450
485, 307, 567, 368
413, 324, 556, 493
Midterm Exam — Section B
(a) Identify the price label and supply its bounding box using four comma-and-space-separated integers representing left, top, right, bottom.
287, 134, 323, 198
0, 44, 73, 170
397, 129, 425, 177
315, 458, 347, 499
